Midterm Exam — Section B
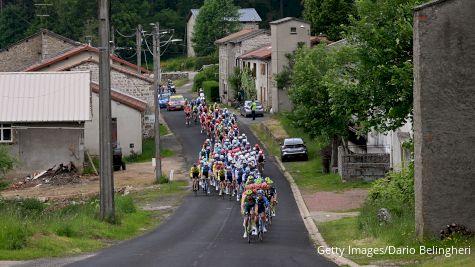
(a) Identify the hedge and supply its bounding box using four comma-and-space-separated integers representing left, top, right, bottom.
192, 64, 218, 92
202, 80, 219, 102
161, 54, 218, 72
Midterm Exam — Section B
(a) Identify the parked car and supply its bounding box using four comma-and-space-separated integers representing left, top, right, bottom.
280, 138, 308, 162
158, 92, 170, 108
167, 94, 186, 111
240, 100, 264, 117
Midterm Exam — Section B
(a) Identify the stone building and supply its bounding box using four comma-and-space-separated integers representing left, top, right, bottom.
186, 8, 262, 57
215, 29, 270, 104
24, 45, 154, 137
0, 29, 82, 72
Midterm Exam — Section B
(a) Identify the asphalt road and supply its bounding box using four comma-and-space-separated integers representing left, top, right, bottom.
67, 84, 335, 267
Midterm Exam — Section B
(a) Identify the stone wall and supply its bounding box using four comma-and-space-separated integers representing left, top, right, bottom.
414, 0, 475, 239
0, 31, 78, 72
0, 34, 42, 72
161, 72, 189, 82
42, 34, 76, 60
70, 61, 154, 137
338, 147, 390, 182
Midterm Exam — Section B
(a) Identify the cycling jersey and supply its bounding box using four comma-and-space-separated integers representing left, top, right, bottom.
256, 196, 269, 213
243, 196, 256, 213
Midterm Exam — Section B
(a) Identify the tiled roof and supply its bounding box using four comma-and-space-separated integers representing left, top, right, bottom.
24, 45, 150, 74
0, 71, 91, 122
215, 29, 268, 45
90, 83, 147, 112
57, 58, 153, 84
188, 8, 261, 22
238, 45, 272, 60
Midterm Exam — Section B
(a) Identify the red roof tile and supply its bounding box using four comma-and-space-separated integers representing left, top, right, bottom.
90, 83, 147, 112
24, 45, 150, 74
215, 28, 255, 44
238, 45, 272, 60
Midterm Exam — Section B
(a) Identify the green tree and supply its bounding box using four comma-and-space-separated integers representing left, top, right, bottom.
241, 67, 256, 100
192, 0, 239, 56
303, 0, 356, 40
228, 67, 242, 99
0, 145, 16, 176
347, 0, 427, 132
0, 4, 30, 48
289, 45, 352, 145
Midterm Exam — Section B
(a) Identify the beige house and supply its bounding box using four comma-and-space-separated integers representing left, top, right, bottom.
186, 8, 261, 57
0, 29, 82, 72
237, 45, 272, 108
86, 83, 147, 157
270, 17, 311, 112
215, 29, 270, 104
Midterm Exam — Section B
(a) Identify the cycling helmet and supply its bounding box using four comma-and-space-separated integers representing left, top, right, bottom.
257, 189, 264, 195
245, 189, 253, 196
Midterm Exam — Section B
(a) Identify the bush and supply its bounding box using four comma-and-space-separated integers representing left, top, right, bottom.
366, 164, 414, 215
158, 175, 169, 184
357, 164, 415, 244
161, 54, 218, 72
202, 80, 220, 102
192, 65, 218, 92
0, 145, 16, 176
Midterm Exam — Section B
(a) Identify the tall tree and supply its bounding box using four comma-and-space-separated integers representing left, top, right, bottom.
303, 0, 356, 40
347, 0, 427, 132
0, 4, 30, 48
192, 0, 239, 56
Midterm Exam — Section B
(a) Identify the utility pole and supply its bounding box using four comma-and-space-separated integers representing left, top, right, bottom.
98, 0, 115, 222
153, 22, 162, 183
136, 24, 142, 74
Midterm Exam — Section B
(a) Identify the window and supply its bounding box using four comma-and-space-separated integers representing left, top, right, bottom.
260, 64, 266, 75
290, 27, 297, 34
252, 63, 257, 77
0, 124, 12, 143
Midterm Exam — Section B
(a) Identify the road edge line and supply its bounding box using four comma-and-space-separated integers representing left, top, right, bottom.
273, 156, 360, 267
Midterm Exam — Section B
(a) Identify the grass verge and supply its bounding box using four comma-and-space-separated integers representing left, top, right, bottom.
250, 114, 371, 192
318, 216, 475, 266
173, 78, 188, 88
0, 181, 187, 260
125, 137, 175, 163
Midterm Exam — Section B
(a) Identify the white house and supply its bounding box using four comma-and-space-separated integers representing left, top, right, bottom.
86, 83, 147, 157
187, 8, 262, 57
0, 71, 91, 173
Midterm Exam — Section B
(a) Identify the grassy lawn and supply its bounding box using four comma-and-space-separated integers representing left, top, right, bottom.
251, 114, 372, 192
0, 181, 187, 260
125, 136, 175, 163
318, 216, 475, 266
173, 78, 188, 88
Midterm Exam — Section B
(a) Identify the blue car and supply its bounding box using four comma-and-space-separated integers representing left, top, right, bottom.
158, 93, 170, 108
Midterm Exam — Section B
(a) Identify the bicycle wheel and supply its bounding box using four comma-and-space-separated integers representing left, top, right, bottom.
259, 218, 264, 242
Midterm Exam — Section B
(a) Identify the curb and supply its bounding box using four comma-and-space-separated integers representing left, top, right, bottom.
273, 156, 360, 267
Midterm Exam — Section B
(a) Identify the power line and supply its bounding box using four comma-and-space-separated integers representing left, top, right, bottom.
116, 29, 135, 38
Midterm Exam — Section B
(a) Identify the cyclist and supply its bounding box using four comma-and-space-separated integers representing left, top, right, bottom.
184, 104, 192, 125
241, 189, 256, 238
192, 104, 199, 124
189, 163, 200, 191
201, 161, 211, 194
255, 189, 269, 233
266, 177, 277, 217
217, 164, 226, 195
257, 150, 265, 173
